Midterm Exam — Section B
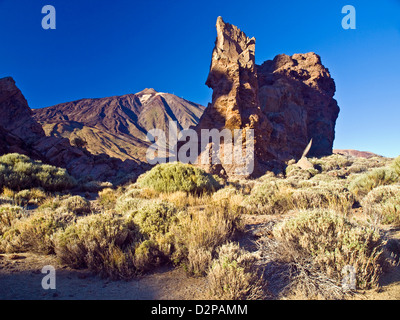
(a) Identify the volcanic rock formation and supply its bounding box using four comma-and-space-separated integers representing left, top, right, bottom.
0, 77, 148, 183
194, 17, 340, 177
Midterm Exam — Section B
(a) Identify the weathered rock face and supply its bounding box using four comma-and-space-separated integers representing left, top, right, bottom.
0, 77, 149, 183
257, 53, 340, 159
195, 17, 273, 177
194, 17, 339, 177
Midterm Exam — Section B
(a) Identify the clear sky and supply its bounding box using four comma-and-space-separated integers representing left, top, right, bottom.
0, 0, 399, 157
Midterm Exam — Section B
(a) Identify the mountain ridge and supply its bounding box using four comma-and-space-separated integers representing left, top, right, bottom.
33, 89, 205, 162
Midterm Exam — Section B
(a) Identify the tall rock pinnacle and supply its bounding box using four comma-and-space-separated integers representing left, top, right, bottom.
194, 17, 340, 177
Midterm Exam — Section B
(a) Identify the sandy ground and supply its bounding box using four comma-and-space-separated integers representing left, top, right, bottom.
1, 214, 399, 300
0, 253, 208, 300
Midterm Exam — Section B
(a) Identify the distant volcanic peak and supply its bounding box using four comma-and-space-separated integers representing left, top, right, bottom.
32, 86, 205, 163
333, 149, 382, 159
137, 88, 158, 96
0, 76, 17, 91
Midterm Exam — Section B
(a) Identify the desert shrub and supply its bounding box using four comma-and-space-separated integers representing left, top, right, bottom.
349, 167, 399, 200
157, 191, 204, 208
207, 243, 265, 300
125, 200, 181, 261
211, 186, 246, 213
273, 209, 384, 290
172, 204, 243, 276
1, 187, 16, 199
244, 179, 295, 215
98, 188, 117, 208
126, 200, 178, 240
0, 153, 76, 191
58, 195, 91, 215
55, 212, 141, 279
39, 195, 91, 215
14, 188, 47, 206
115, 197, 146, 215
137, 162, 221, 194
133, 240, 164, 272
361, 185, 400, 226
82, 180, 113, 192
0, 205, 25, 236
291, 183, 354, 213
285, 165, 314, 181
1, 210, 75, 254
392, 156, 400, 176
310, 154, 354, 173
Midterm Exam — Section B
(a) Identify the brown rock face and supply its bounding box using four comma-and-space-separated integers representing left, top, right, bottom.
196, 17, 273, 177
257, 53, 340, 159
194, 17, 339, 177
0, 77, 149, 183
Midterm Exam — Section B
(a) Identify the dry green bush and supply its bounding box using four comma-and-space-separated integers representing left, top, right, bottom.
285, 165, 315, 182
158, 191, 211, 209
207, 243, 265, 300
361, 185, 400, 226
55, 212, 141, 279
310, 154, 354, 173
114, 190, 146, 214
291, 183, 354, 213
137, 162, 221, 194
0, 204, 25, 236
244, 179, 295, 215
14, 188, 47, 206
1, 210, 75, 254
82, 180, 113, 192
38, 195, 91, 216
98, 188, 118, 208
1, 187, 15, 200
133, 239, 165, 272
392, 156, 400, 176
0, 153, 76, 191
125, 200, 178, 246
58, 195, 91, 215
349, 167, 399, 200
211, 186, 245, 213
172, 204, 243, 276
273, 209, 384, 290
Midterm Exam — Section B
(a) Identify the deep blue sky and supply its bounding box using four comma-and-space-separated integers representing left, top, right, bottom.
0, 0, 399, 157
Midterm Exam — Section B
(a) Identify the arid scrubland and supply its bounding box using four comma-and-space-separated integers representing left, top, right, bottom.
1, 152, 400, 300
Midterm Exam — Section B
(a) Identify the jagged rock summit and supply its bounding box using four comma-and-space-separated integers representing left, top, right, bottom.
194, 17, 340, 177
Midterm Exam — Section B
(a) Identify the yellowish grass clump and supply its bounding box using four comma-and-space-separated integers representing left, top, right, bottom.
207, 242, 265, 300
172, 203, 243, 276
273, 209, 384, 290
0, 210, 75, 254
361, 184, 400, 226
55, 212, 141, 279
349, 167, 399, 200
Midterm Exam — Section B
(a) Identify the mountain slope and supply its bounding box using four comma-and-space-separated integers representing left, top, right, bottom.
0, 77, 149, 183
33, 89, 205, 161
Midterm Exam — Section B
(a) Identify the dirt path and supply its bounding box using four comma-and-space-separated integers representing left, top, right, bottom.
0, 253, 207, 300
